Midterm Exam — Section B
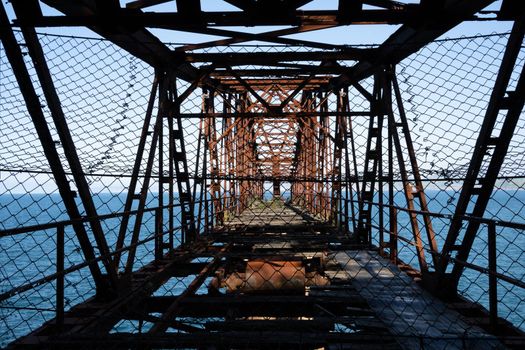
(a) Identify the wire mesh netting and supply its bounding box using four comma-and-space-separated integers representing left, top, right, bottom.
0, 29, 524, 348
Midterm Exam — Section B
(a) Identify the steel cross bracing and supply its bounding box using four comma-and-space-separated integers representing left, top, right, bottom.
3, 0, 525, 348
436, 18, 525, 291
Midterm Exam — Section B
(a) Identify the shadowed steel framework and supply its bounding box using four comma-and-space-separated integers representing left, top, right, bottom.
1, 1, 525, 349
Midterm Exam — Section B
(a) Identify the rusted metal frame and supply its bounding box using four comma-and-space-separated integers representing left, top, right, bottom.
30, 7, 431, 28
222, 95, 235, 220
176, 25, 336, 52
148, 249, 226, 334
331, 91, 344, 228
356, 72, 384, 244
344, 89, 361, 234
377, 83, 386, 252
352, 82, 374, 103
167, 110, 175, 254
384, 70, 427, 273
234, 95, 245, 213
179, 73, 216, 238
178, 26, 349, 51
280, 75, 315, 110
156, 87, 165, 261
224, 0, 312, 12
307, 112, 318, 214
126, 0, 171, 9
169, 78, 198, 243
219, 78, 330, 91
228, 97, 239, 214
0, 206, 204, 306
310, 91, 333, 114
174, 65, 218, 106
391, 66, 438, 267
212, 117, 242, 147
40, 0, 216, 86
301, 93, 316, 212
0, 2, 109, 294
438, 19, 525, 285
113, 76, 159, 270
56, 225, 64, 330
290, 98, 306, 205
449, 50, 525, 284
192, 118, 204, 239
124, 80, 165, 275
245, 113, 254, 209
387, 95, 397, 262
188, 50, 369, 64
180, 111, 373, 118
52, 240, 212, 337
318, 93, 331, 219
215, 90, 238, 114
13, 6, 120, 290
203, 87, 224, 226
364, 0, 407, 10
339, 90, 351, 233
200, 127, 210, 235
227, 68, 275, 115
488, 222, 498, 331
325, 0, 496, 91
210, 68, 346, 77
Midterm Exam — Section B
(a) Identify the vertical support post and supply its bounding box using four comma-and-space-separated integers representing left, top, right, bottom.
0, 3, 109, 294
56, 224, 64, 331
357, 71, 385, 244
156, 97, 165, 260
488, 222, 498, 331
390, 208, 398, 263
125, 91, 163, 274
391, 67, 438, 269
343, 88, 360, 234
387, 102, 397, 262
332, 90, 344, 228
113, 75, 158, 270
386, 68, 428, 273
169, 78, 197, 242
438, 19, 525, 287
168, 110, 175, 254
14, 5, 120, 290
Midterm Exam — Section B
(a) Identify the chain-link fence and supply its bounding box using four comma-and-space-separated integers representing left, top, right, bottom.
1, 29, 524, 348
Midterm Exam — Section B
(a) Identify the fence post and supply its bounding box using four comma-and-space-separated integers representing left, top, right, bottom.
389, 208, 398, 263
56, 225, 65, 331
488, 222, 498, 331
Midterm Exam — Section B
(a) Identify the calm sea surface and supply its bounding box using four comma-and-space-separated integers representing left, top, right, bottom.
0, 191, 524, 345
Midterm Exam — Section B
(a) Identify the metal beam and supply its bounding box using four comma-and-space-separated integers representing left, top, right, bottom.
13, 0, 119, 291
326, 0, 496, 90
0, 1, 110, 295
38, 0, 220, 87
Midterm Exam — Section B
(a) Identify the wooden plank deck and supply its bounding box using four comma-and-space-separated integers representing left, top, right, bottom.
222, 200, 319, 227
334, 250, 504, 350
10, 201, 512, 349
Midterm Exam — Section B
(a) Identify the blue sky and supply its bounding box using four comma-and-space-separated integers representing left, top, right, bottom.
3, 0, 513, 45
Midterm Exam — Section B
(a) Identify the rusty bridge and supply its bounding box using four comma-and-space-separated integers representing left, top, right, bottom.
1, 0, 525, 349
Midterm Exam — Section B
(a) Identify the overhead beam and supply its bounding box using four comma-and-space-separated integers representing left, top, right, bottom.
209, 68, 350, 77
37, 0, 220, 86
175, 24, 337, 52
19, 8, 464, 28
325, 0, 497, 90
184, 50, 371, 64
178, 26, 349, 51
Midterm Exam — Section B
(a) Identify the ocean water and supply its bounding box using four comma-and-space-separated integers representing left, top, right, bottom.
0, 191, 524, 345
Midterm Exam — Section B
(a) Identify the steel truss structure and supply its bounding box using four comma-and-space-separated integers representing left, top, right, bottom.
1, 0, 525, 349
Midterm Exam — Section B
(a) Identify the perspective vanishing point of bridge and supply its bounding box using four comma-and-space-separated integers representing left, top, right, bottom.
1, 1, 525, 349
